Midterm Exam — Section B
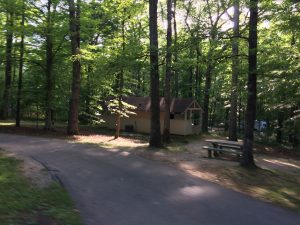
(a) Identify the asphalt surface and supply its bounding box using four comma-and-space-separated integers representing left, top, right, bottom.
0, 133, 300, 225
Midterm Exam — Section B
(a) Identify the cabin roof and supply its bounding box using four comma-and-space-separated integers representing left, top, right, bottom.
123, 96, 202, 113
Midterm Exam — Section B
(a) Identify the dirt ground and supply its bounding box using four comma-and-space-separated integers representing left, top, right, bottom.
73, 133, 300, 175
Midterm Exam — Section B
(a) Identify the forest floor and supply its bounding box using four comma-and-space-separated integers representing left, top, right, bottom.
1, 120, 300, 213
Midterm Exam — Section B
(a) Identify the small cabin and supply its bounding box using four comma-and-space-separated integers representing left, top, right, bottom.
101, 97, 203, 135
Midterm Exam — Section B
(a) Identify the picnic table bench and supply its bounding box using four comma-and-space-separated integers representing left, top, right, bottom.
203, 139, 243, 159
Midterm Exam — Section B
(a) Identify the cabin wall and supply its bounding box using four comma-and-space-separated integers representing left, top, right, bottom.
101, 111, 201, 135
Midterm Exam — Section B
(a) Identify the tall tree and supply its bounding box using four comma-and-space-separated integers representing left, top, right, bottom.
0, 10, 14, 120
201, 0, 218, 132
241, 0, 258, 167
44, 0, 55, 131
228, 0, 240, 141
67, 0, 81, 135
172, 0, 178, 98
149, 0, 162, 147
163, 0, 173, 143
16, 0, 25, 127
114, 8, 126, 139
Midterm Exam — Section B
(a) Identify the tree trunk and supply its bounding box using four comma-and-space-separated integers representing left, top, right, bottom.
238, 94, 242, 134
0, 12, 14, 120
202, 64, 213, 132
16, 3, 25, 127
188, 52, 194, 98
276, 111, 284, 143
115, 71, 124, 139
67, 0, 81, 135
173, 0, 178, 98
44, 0, 55, 131
115, 14, 125, 139
195, 45, 201, 101
85, 65, 91, 119
228, 0, 240, 141
241, 0, 258, 168
149, 0, 162, 147
163, 0, 173, 143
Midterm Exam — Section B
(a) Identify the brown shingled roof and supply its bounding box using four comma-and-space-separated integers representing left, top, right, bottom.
123, 97, 202, 113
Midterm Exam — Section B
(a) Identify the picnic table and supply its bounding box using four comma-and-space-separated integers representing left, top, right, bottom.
203, 139, 243, 158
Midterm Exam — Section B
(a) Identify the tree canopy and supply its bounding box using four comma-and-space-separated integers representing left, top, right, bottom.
0, 0, 299, 157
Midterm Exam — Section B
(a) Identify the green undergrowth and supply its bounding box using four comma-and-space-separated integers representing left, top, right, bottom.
0, 152, 83, 225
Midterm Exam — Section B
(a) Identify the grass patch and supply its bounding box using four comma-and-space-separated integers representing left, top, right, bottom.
0, 152, 83, 225
218, 166, 300, 212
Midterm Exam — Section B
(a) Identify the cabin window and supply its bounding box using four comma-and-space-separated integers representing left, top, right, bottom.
170, 113, 175, 119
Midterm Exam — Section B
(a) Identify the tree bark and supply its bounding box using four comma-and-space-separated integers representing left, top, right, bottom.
188, 53, 194, 98
276, 111, 284, 143
115, 13, 125, 139
149, 0, 162, 147
202, 64, 213, 132
173, 0, 178, 98
16, 3, 25, 127
241, 0, 258, 168
228, 0, 240, 141
44, 0, 55, 131
195, 45, 201, 101
163, 0, 173, 143
0, 12, 14, 120
67, 0, 81, 135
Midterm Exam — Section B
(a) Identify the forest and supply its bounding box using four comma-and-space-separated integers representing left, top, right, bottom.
0, 0, 299, 167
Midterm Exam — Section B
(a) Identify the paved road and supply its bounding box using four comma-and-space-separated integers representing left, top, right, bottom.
0, 133, 299, 225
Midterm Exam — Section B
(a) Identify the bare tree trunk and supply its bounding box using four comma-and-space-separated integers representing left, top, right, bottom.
115, 71, 124, 139
163, 0, 173, 143
115, 13, 125, 139
228, 0, 240, 141
44, 0, 54, 131
16, 3, 25, 127
241, 0, 258, 168
188, 54, 194, 98
238, 94, 242, 134
149, 0, 162, 147
0, 12, 14, 120
173, 0, 178, 98
276, 111, 284, 143
202, 64, 213, 132
195, 45, 201, 101
67, 0, 81, 135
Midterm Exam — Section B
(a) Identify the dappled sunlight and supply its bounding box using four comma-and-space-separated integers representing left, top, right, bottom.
107, 148, 120, 153
249, 186, 269, 196
178, 161, 219, 181
169, 185, 219, 202
180, 186, 214, 197
73, 134, 148, 148
261, 158, 300, 170
248, 186, 300, 209
0, 121, 15, 126
119, 151, 131, 157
